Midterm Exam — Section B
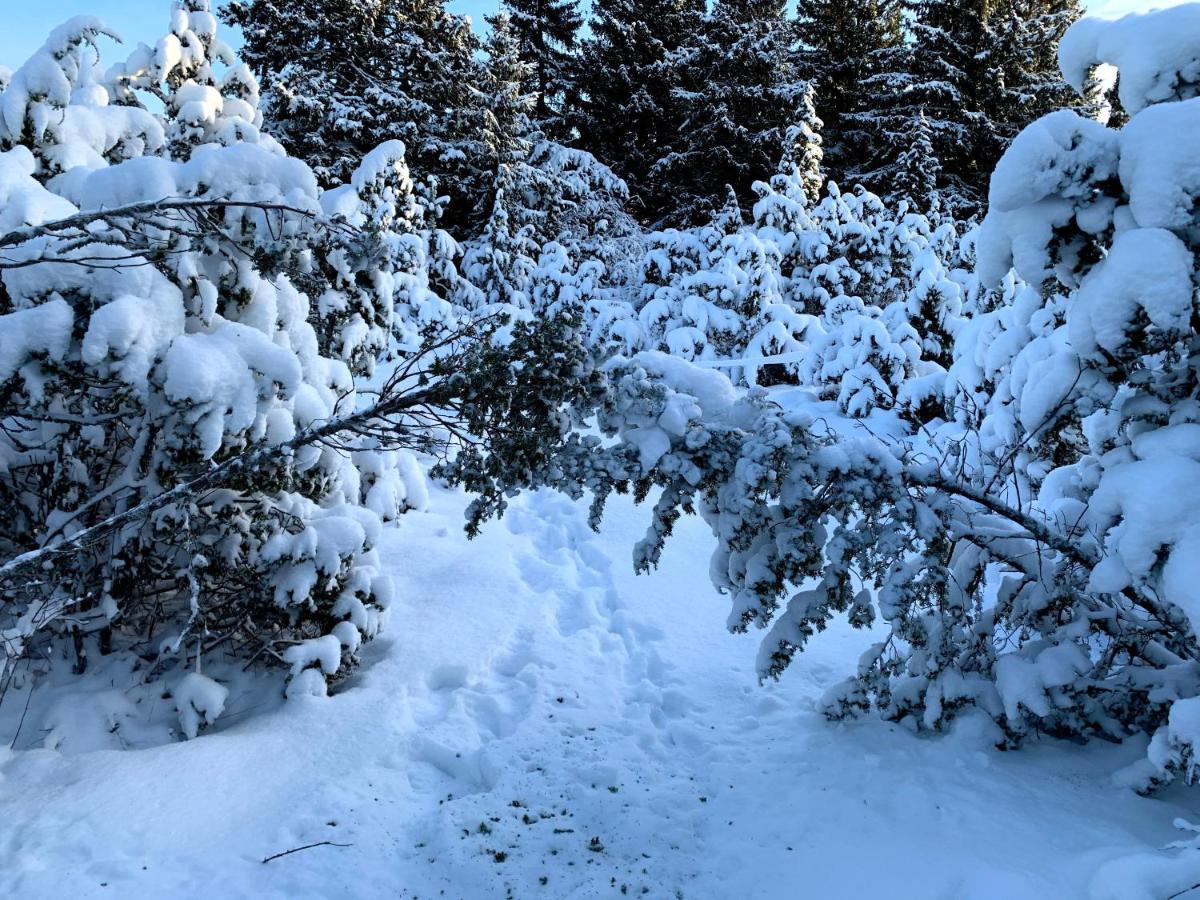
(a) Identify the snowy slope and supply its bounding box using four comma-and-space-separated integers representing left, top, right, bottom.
0, 480, 1192, 899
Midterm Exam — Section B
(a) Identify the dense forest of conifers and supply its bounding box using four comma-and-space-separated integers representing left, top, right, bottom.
223, 0, 1092, 231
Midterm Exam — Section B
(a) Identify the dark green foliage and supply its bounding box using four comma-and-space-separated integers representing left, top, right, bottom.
501, 0, 584, 138
854, 0, 1086, 216
572, 0, 706, 225
652, 0, 815, 225
223, 0, 491, 229
793, 0, 904, 188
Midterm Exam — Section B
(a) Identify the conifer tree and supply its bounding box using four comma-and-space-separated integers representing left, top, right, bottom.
501, 0, 583, 138
793, 0, 903, 188
651, 0, 812, 225
222, 0, 491, 229
890, 111, 943, 214
857, 0, 1084, 217
478, 14, 539, 211
573, 0, 705, 225
780, 83, 826, 207
990, 0, 1088, 139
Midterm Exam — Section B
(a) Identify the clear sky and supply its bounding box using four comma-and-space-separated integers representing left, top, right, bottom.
0, 0, 1183, 71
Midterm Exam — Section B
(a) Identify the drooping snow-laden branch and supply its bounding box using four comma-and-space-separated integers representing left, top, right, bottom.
0, 198, 344, 250
0, 198, 356, 272
0, 366, 448, 589
909, 466, 1196, 653
0, 288, 600, 687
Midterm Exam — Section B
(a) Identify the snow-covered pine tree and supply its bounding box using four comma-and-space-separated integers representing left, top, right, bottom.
890, 111, 944, 215
573, 0, 705, 225
865, 0, 1085, 218
501, 0, 583, 139
780, 83, 826, 208
222, 0, 490, 230
477, 14, 540, 213
113, 0, 266, 156
636, 188, 822, 384
0, 4, 648, 743
650, 0, 810, 225
0, 18, 164, 176
461, 166, 540, 317
887, 0, 995, 217
792, 0, 904, 189
749, 144, 826, 297
989, 0, 1088, 141
464, 18, 631, 310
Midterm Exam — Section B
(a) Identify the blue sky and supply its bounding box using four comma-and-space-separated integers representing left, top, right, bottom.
0, 0, 1179, 71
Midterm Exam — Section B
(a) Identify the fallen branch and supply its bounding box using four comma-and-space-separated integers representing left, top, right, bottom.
261, 841, 353, 865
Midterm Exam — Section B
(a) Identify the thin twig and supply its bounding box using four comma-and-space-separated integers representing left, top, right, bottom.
8, 667, 35, 750
261, 841, 353, 865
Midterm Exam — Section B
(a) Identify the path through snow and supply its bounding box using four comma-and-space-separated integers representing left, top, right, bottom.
0, 485, 1193, 898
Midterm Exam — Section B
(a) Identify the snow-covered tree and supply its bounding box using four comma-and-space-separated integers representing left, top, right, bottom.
573, 0, 705, 225
0, 5, 614, 736
793, 0, 904, 187
222, 0, 490, 230
991, 0, 1088, 133
461, 166, 541, 317
501, 0, 583, 138
0, 10, 416, 713
779, 84, 826, 207
790, 184, 960, 415
890, 111, 944, 215
639, 210, 823, 386
650, 0, 811, 225
862, 0, 1085, 218
0, 18, 163, 175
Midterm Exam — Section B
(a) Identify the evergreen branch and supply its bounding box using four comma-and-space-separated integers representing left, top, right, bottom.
0, 198, 349, 254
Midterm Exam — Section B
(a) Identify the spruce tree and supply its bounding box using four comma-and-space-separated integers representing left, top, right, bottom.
501, 0, 583, 139
779, 83, 826, 207
793, 0, 903, 188
573, 0, 705, 225
898, 1, 994, 215
652, 0, 812, 225
890, 110, 944, 214
478, 15, 539, 206
858, 0, 1084, 217
222, 0, 490, 230
990, 0, 1088, 140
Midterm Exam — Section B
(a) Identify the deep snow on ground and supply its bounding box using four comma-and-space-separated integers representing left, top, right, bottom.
0, 478, 1195, 898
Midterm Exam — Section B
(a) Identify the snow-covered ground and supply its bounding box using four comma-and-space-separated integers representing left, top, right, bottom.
0, 481, 1192, 898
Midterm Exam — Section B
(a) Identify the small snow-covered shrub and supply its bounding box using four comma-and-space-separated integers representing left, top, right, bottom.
636, 189, 822, 386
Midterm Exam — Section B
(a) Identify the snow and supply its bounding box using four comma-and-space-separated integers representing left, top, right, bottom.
0, 482, 1193, 898
1069, 227, 1194, 359
1120, 97, 1200, 229
162, 323, 303, 458
979, 110, 1120, 286
173, 672, 230, 740
0, 299, 73, 384
283, 635, 344, 678
1060, 5, 1200, 114
1089, 456, 1200, 626
81, 292, 186, 388
0, 146, 75, 230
